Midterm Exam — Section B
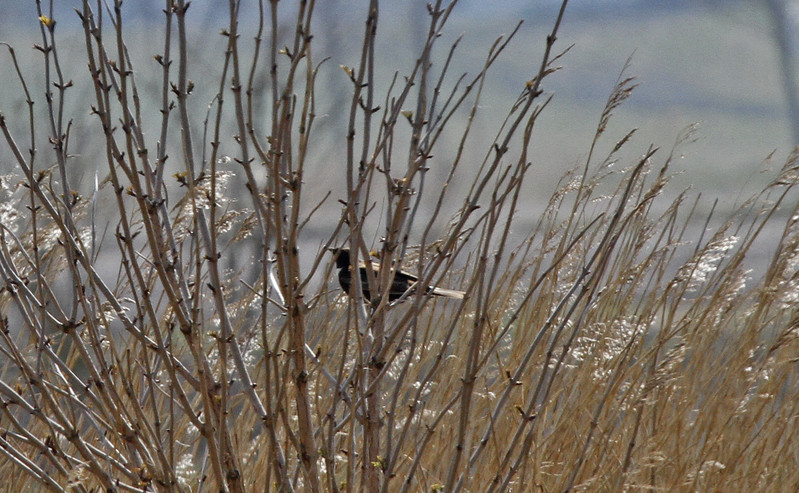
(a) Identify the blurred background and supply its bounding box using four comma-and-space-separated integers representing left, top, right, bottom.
1, 0, 797, 262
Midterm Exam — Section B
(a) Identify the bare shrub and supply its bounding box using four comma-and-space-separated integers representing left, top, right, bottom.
0, 1, 797, 492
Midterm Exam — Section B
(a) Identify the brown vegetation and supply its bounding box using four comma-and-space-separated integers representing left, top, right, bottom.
0, 1, 797, 491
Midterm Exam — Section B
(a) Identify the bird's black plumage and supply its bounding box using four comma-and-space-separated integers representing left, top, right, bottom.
329, 248, 464, 302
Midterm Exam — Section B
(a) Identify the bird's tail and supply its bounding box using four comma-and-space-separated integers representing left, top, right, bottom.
431, 287, 465, 299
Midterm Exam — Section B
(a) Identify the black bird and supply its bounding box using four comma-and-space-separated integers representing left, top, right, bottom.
329, 248, 465, 302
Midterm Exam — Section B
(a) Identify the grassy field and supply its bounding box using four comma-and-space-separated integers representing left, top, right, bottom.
0, 1, 798, 492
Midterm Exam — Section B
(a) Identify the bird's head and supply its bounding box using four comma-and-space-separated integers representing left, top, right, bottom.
328, 247, 351, 269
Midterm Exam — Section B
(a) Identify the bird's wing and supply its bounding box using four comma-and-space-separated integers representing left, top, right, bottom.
358, 260, 419, 282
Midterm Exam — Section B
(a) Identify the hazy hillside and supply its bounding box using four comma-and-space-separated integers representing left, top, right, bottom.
0, 0, 792, 253
0, 1, 789, 193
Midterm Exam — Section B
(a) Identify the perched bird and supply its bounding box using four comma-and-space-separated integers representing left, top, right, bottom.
329, 248, 465, 302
